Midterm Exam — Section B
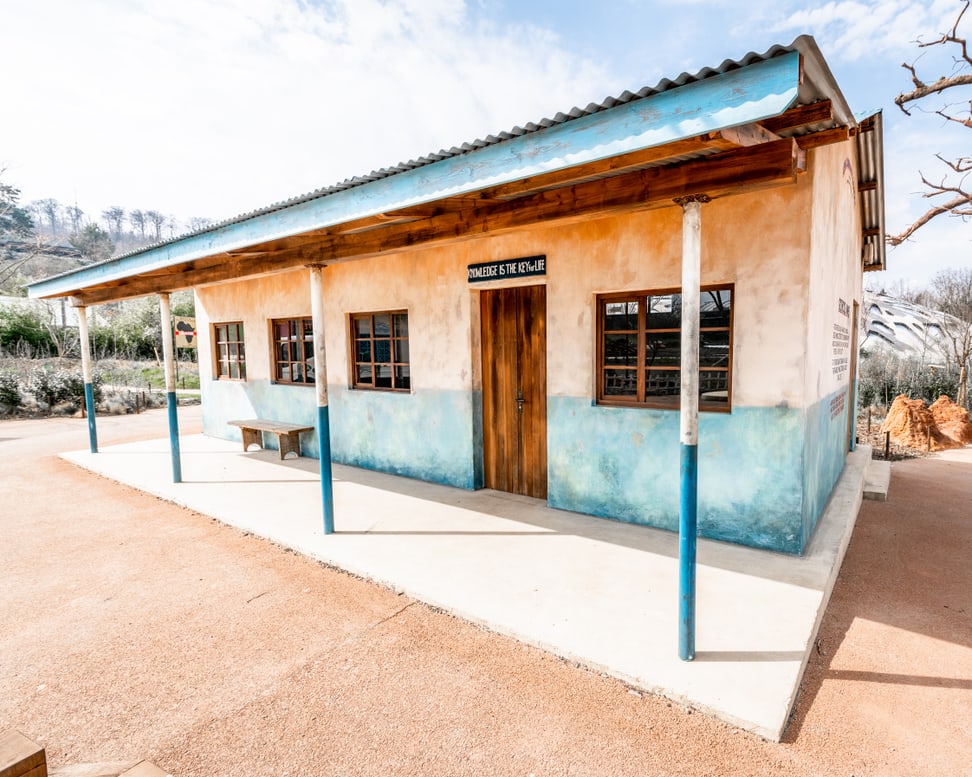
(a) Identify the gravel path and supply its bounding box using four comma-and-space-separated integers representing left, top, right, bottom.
1, 408, 969, 776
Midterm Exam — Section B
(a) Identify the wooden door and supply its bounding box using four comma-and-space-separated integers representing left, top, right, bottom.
481, 285, 547, 498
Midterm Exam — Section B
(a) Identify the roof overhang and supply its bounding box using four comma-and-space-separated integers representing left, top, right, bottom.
856, 111, 886, 272
28, 36, 882, 305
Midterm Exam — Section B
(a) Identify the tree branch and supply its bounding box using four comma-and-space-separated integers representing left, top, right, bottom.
895, 73, 972, 110
888, 194, 972, 246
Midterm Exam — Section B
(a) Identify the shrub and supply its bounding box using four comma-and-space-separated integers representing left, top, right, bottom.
25, 365, 103, 408
0, 372, 21, 408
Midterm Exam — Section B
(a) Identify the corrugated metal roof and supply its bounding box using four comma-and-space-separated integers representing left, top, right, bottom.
856, 112, 886, 271
94, 35, 854, 266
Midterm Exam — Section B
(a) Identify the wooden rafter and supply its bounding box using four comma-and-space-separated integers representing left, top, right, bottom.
759, 100, 833, 133
68, 137, 804, 305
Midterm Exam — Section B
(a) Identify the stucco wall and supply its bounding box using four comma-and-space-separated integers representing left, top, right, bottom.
194, 168, 856, 554
799, 140, 865, 545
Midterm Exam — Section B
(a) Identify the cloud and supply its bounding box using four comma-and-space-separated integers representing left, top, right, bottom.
0, 0, 610, 224
771, 0, 959, 61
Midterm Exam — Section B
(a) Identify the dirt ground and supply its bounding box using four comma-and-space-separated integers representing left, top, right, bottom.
1, 409, 970, 776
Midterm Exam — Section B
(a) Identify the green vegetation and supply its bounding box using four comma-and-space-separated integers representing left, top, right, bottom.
0, 357, 199, 416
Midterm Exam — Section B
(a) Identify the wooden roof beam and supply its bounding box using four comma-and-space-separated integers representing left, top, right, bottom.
315, 138, 804, 263
794, 126, 851, 150
67, 139, 804, 303
759, 100, 833, 133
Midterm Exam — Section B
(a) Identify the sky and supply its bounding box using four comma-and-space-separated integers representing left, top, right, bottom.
0, 0, 968, 289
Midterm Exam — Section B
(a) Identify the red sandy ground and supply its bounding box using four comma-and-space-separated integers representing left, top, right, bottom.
1, 409, 970, 776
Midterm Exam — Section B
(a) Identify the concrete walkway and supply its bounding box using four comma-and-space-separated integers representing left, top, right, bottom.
62, 433, 869, 741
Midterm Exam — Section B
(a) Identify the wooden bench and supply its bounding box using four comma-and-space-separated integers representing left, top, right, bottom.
228, 419, 314, 460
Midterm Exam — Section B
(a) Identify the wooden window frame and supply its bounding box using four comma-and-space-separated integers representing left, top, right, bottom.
349, 310, 410, 392
270, 317, 315, 386
212, 321, 246, 381
595, 284, 733, 412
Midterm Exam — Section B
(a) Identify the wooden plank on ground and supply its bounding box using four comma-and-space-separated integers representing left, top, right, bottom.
0, 730, 46, 777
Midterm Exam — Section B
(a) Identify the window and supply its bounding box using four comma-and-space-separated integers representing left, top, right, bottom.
213, 322, 246, 380
350, 311, 410, 391
597, 285, 733, 410
271, 317, 315, 385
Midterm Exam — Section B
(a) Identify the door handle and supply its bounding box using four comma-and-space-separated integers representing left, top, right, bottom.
516, 389, 524, 413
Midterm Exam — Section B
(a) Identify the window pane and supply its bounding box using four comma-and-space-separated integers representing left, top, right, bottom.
229, 362, 239, 380
394, 338, 409, 364
275, 322, 289, 340
375, 363, 393, 388
219, 344, 228, 360
278, 364, 291, 382
604, 333, 637, 366
240, 362, 246, 380
699, 370, 729, 403
395, 365, 410, 389
239, 344, 245, 360
646, 332, 680, 367
646, 369, 680, 396
302, 319, 313, 338
393, 314, 408, 337
604, 301, 638, 331
229, 343, 238, 360
354, 316, 371, 336
278, 343, 289, 362
374, 338, 391, 363
701, 289, 732, 327
356, 363, 373, 384
356, 340, 371, 362
647, 294, 681, 329
604, 368, 637, 396
374, 314, 390, 336
700, 330, 730, 367
303, 340, 314, 360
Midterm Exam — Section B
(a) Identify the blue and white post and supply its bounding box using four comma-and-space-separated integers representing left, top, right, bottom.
75, 303, 98, 453
675, 193, 708, 661
159, 292, 182, 484
309, 264, 335, 534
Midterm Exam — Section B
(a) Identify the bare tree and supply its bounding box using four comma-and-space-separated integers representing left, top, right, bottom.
102, 206, 126, 238
40, 299, 78, 358
890, 1, 972, 245
929, 267, 972, 405
32, 198, 61, 236
65, 204, 84, 233
145, 209, 165, 241
129, 209, 146, 240
187, 216, 213, 232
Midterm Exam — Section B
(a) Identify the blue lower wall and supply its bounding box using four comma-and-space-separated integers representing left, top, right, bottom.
328, 385, 480, 489
547, 397, 807, 553
202, 380, 849, 554
801, 387, 850, 547
202, 380, 480, 489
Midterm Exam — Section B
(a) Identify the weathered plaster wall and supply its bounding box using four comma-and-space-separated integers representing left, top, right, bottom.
541, 182, 816, 552
799, 140, 864, 545
197, 270, 320, 455
195, 170, 852, 553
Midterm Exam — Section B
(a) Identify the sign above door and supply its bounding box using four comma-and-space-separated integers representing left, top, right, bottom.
468, 255, 546, 283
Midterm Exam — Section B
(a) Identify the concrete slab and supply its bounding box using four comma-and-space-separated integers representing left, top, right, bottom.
61, 435, 868, 741
863, 458, 891, 501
